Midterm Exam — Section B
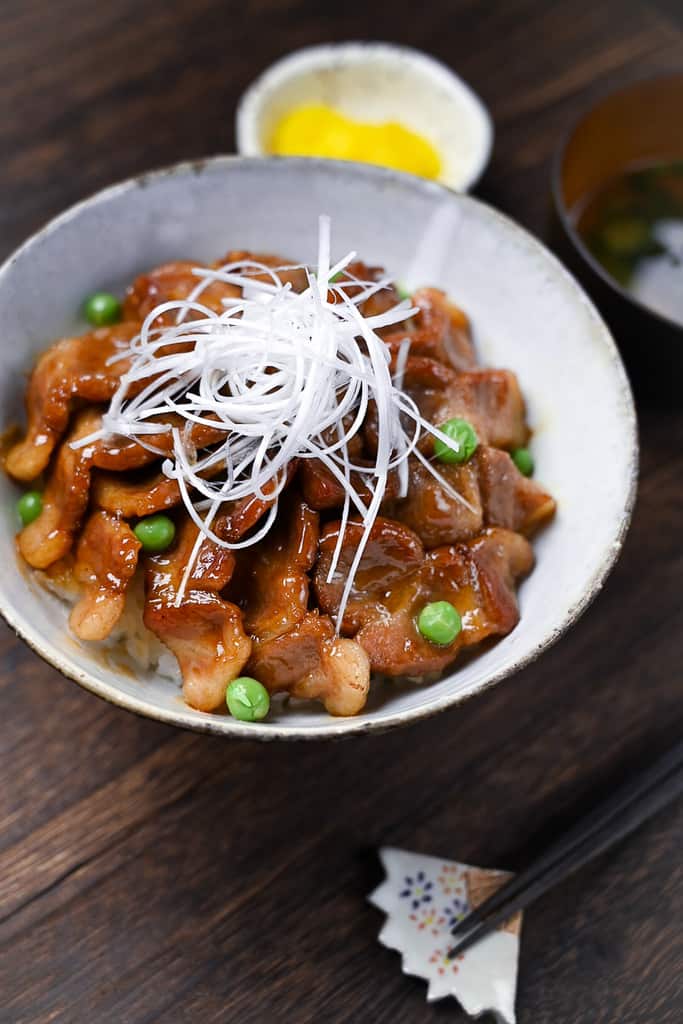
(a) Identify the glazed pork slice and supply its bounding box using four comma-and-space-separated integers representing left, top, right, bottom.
357, 528, 534, 677
383, 288, 477, 370
315, 520, 533, 677
91, 418, 225, 473
123, 260, 241, 325
364, 359, 528, 458
401, 357, 529, 452
162, 460, 300, 561
237, 493, 319, 640
299, 459, 400, 512
314, 517, 425, 636
389, 446, 555, 547
18, 413, 226, 569
92, 467, 182, 518
141, 477, 293, 711
92, 440, 228, 517
452, 369, 529, 451
69, 511, 141, 641
331, 260, 403, 331
233, 492, 371, 715
475, 446, 556, 535
18, 410, 103, 569
143, 517, 251, 712
213, 251, 309, 293
247, 611, 370, 716
5, 322, 140, 481
390, 457, 484, 547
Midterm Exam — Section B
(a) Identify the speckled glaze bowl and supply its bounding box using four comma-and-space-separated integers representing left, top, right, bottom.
0, 158, 637, 739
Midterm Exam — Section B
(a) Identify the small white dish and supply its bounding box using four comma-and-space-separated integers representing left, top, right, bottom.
236, 43, 494, 192
370, 847, 522, 1021
0, 157, 637, 740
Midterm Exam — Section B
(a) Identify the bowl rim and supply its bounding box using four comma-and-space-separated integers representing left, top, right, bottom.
551, 71, 683, 338
234, 41, 494, 192
0, 155, 638, 741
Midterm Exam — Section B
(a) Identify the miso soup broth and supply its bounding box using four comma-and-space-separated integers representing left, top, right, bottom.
574, 161, 683, 328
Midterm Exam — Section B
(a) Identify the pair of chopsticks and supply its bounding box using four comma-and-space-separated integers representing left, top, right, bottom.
448, 738, 683, 958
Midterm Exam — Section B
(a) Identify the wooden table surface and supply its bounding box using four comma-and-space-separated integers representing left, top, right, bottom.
1, 2, 682, 1021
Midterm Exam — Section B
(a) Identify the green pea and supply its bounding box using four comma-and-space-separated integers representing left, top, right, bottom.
17, 490, 43, 526
417, 601, 462, 646
226, 677, 270, 722
330, 271, 345, 283
433, 418, 478, 464
83, 291, 121, 327
133, 514, 176, 552
396, 282, 411, 301
511, 447, 534, 476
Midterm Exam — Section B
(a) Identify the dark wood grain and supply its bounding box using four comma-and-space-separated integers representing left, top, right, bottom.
1, 2, 682, 1022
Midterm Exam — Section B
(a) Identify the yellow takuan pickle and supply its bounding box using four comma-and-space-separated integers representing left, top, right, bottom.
269, 104, 442, 181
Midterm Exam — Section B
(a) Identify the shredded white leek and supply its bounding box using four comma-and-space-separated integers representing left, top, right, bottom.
74, 216, 472, 622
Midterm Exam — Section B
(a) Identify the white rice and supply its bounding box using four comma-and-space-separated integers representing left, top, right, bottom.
39, 569, 181, 683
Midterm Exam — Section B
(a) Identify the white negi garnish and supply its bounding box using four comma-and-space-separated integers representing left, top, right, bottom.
74, 217, 472, 624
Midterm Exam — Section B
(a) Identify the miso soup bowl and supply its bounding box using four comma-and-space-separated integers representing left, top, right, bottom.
0, 157, 637, 739
552, 73, 683, 403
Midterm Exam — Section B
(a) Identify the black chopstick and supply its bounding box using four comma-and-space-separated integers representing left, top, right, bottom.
448, 739, 683, 959
450, 739, 683, 940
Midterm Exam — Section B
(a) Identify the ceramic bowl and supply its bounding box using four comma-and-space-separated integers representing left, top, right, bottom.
0, 157, 637, 739
552, 73, 683, 402
236, 43, 493, 191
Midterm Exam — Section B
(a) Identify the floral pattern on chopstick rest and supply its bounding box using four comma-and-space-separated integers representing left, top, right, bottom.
368, 847, 523, 1023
